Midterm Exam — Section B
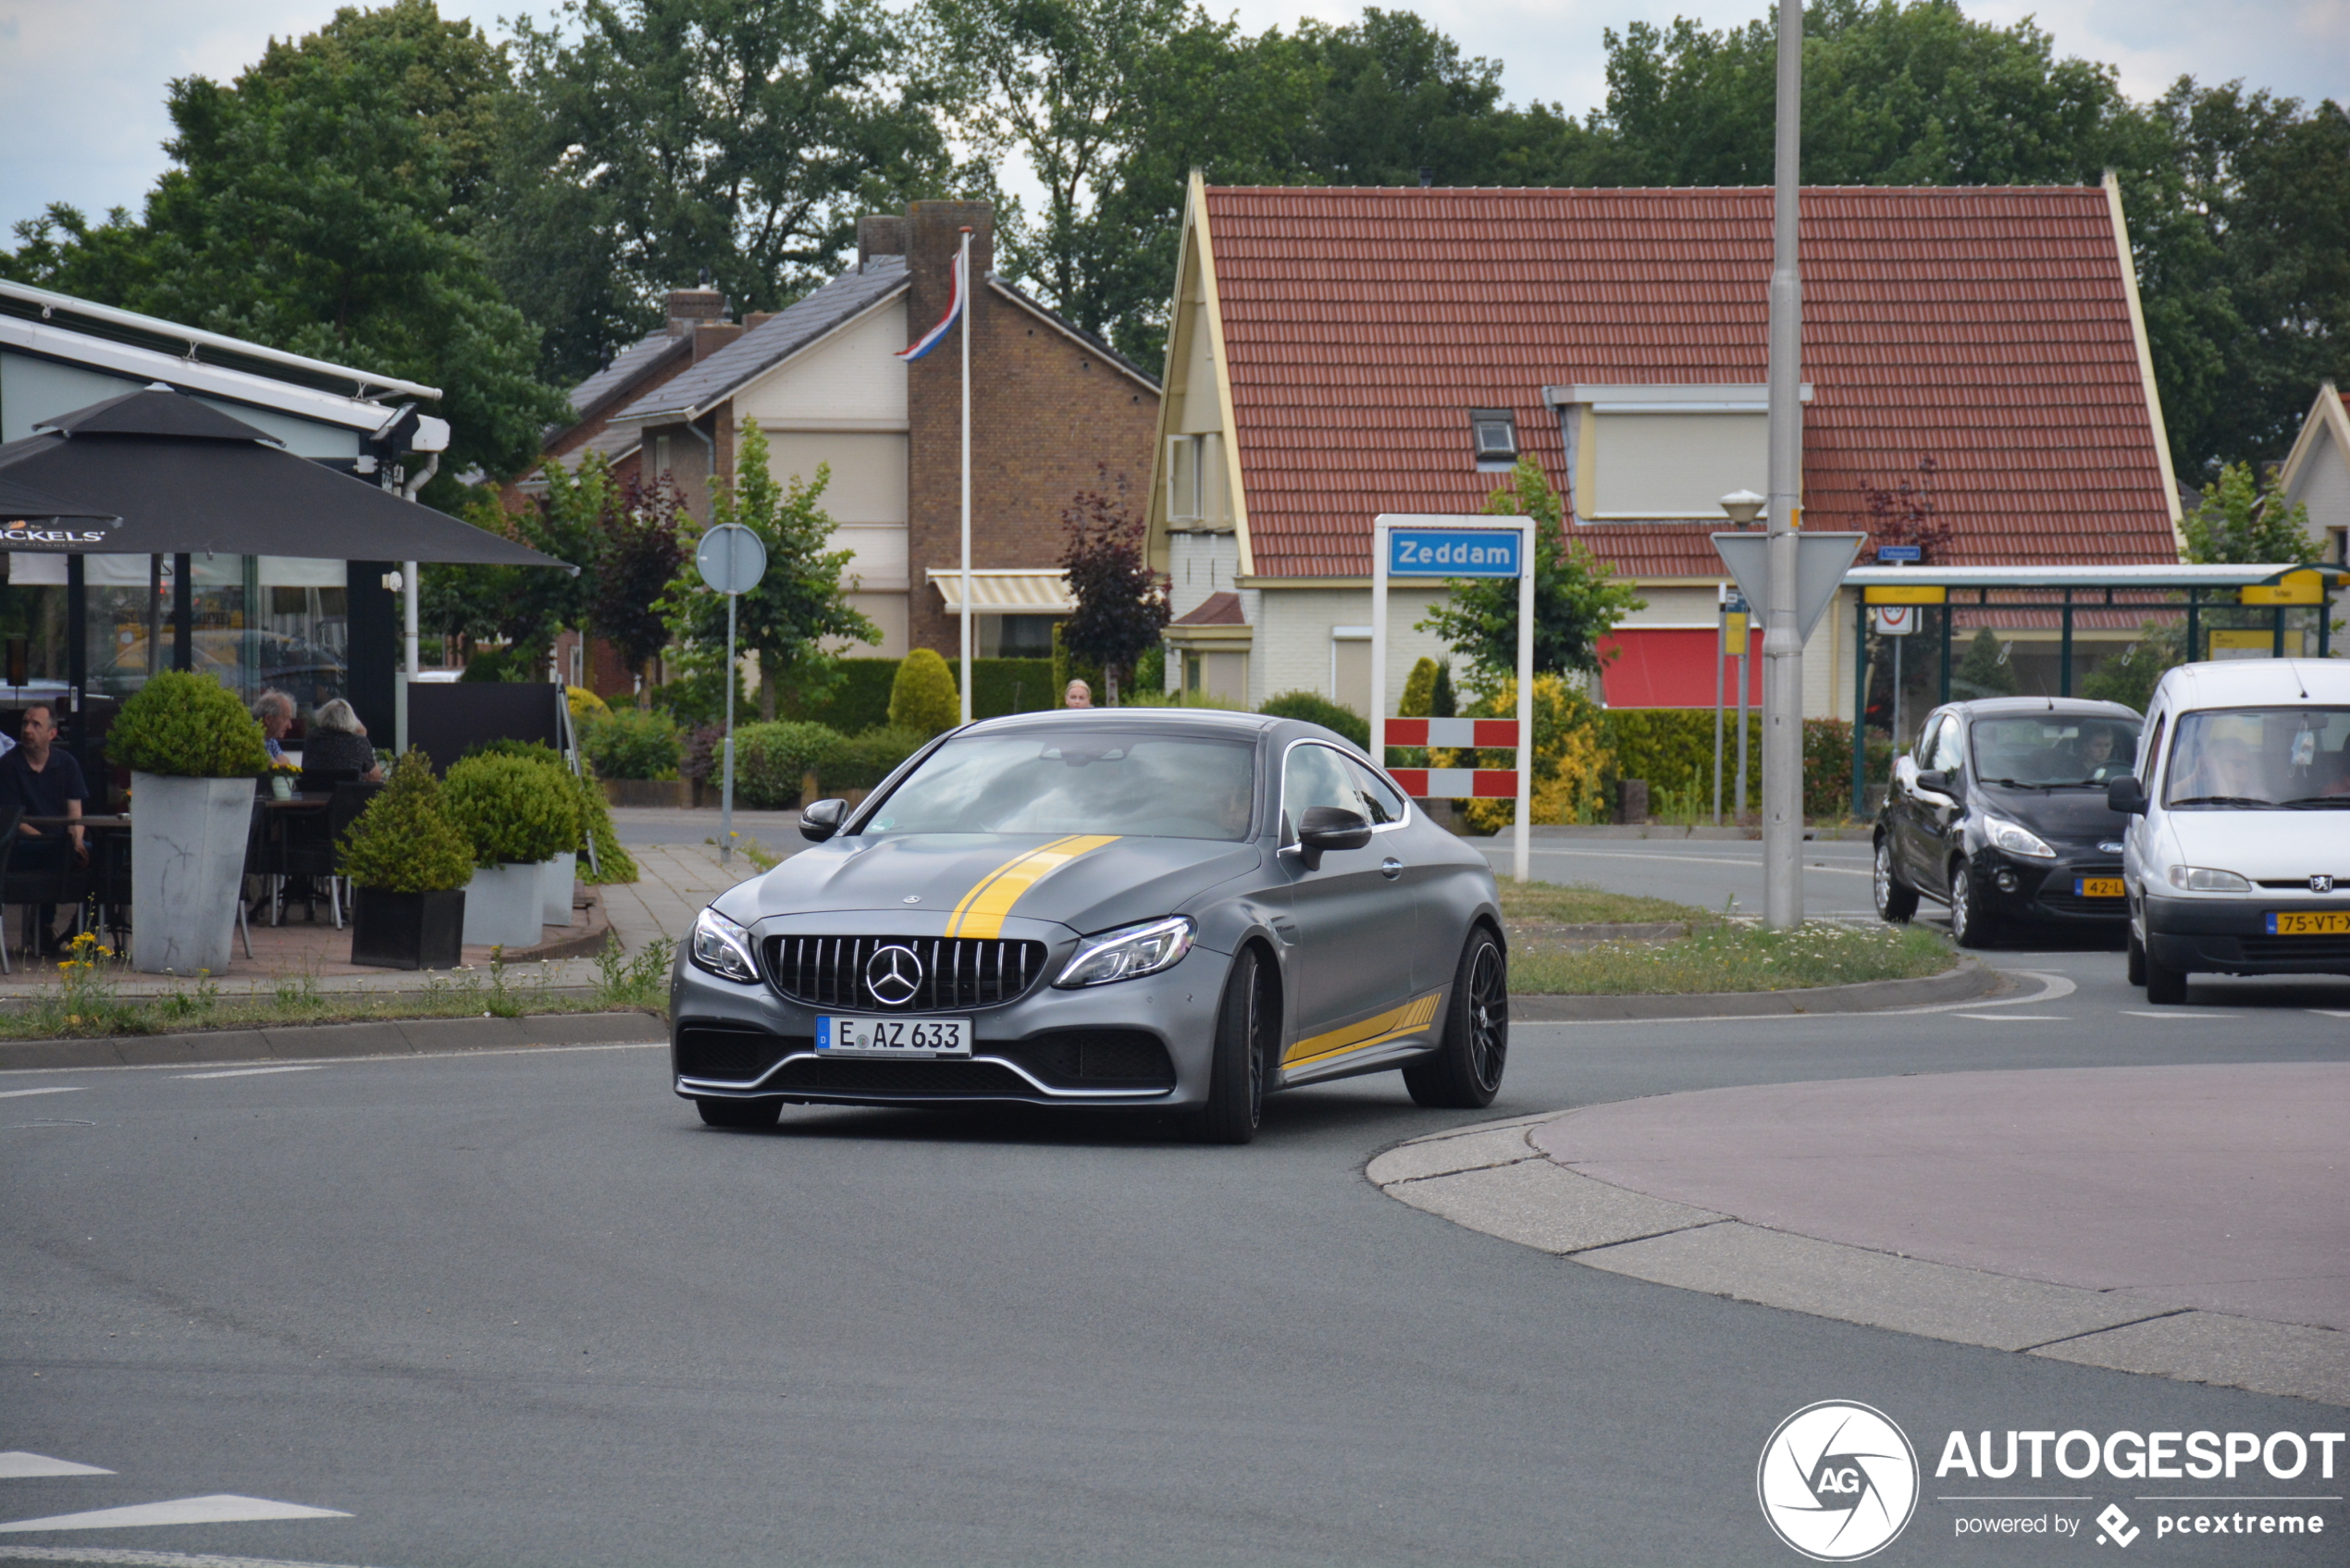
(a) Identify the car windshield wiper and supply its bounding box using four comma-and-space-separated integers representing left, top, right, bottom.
2277, 796, 2350, 809
1984, 778, 2058, 789
2167, 795, 2273, 807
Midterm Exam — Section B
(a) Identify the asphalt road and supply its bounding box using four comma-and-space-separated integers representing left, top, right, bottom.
1476, 834, 1884, 920
5, 931, 2345, 1567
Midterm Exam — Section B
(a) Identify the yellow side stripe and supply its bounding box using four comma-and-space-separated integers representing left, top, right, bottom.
946, 835, 1121, 938
1282, 989, 1444, 1068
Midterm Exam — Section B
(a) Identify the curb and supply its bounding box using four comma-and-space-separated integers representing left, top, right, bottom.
0, 1009, 666, 1072
1511, 957, 1996, 1021
1367, 1116, 2349, 1409
1522, 824, 1875, 843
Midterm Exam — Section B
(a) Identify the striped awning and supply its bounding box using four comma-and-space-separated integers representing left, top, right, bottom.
927, 568, 1074, 613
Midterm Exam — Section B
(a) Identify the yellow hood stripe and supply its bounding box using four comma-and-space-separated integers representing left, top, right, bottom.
946, 835, 1122, 939
1283, 989, 1444, 1068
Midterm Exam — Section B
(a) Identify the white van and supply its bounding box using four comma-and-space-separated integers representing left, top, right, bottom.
2111, 660, 2350, 1003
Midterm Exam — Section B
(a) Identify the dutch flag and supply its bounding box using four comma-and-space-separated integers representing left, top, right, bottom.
897, 240, 967, 362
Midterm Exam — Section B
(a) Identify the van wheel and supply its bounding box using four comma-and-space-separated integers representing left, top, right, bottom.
2144, 947, 2189, 1006
2126, 928, 2146, 987
1874, 836, 1918, 923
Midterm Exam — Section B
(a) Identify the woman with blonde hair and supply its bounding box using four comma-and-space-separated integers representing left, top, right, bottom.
302, 698, 383, 782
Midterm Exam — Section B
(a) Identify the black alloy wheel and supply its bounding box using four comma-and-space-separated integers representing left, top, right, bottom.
1874, 835, 1919, 924
1947, 857, 1992, 949
1404, 926, 1508, 1109
696, 1097, 780, 1130
1194, 946, 1271, 1144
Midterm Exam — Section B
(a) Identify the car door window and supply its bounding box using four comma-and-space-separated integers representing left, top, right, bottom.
1342, 757, 1406, 825
1281, 744, 1363, 844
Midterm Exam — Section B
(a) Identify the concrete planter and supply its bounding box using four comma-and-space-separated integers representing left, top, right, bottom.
462, 861, 546, 948
351, 887, 465, 970
541, 851, 576, 927
130, 772, 254, 975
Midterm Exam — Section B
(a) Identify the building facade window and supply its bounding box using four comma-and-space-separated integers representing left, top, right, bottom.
1471, 409, 1518, 471
1167, 433, 1223, 525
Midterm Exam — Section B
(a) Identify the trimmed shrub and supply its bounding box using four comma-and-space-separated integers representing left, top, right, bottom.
890, 648, 960, 736
463, 739, 635, 883
778, 658, 1057, 730
1257, 691, 1370, 750
443, 752, 583, 867
581, 707, 682, 780
733, 722, 849, 809
1399, 657, 1441, 719
566, 685, 612, 725
1462, 675, 1608, 831
826, 726, 927, 790
339, 750, 475, 893
106, 669, 271, 778
1597, 709, 1893, 821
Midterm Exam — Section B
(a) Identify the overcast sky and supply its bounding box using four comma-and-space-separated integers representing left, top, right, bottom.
3, 0, 2344, 241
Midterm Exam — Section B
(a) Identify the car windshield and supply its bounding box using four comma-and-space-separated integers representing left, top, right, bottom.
860, 732, 1258, 840
2165, 707, 2350, 809
1968, 715, 2142, 786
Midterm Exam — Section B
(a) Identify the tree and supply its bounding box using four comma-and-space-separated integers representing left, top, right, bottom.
595, 475, 690, 685
1859, 455, 1954, 562
495, 0, 968, 385
1953, 628, 2018, 699
2, 1, 566, 495
1416, 457, 1645, 691
660, 420, 879, 722
1058, 470, 1168, 702
2180, 462, 2320, 565
889, 648, 961, 735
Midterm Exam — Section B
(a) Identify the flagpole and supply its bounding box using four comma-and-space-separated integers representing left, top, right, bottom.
959, 227, 973, 727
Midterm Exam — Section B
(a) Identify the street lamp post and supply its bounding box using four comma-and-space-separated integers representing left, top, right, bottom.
1762, 0, 1806, 930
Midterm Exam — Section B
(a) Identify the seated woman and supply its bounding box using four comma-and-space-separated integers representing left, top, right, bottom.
301, 699, 383, 783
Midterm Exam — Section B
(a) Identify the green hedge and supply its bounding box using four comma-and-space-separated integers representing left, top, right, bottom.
1600, 709, 1894, 820
780, 658, 1058, 731
731, 722, 930, 808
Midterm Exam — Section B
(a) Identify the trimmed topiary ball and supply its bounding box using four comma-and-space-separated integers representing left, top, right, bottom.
889, 648, 961, 737
106, 669, 271, 778
340, 750, 476, 893
442, 752, 584, 867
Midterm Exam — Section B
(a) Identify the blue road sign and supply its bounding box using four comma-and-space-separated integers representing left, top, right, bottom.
1875, 544, 1923, 563
1388, 528, 1524, 577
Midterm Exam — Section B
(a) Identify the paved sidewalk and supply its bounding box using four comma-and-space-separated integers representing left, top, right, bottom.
1369, 1064, 2350, 1407
600, 841, 760, 957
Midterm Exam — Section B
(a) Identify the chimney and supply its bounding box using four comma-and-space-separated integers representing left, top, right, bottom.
689, 322, 745, 363
858, 214, 908, 273
666, 275, 725, 338
743, 310, 780, 330
906, 201, 993, 328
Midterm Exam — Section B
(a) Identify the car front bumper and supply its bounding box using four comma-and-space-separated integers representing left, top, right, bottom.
668, 932, 1234, 1111
2140, 894, 2350, 976
1967, 851, 2128, 925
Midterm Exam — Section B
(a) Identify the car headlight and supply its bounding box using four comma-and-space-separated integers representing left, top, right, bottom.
1984, 815, 2056, 858
1054, 916, 1194, 988
689, 906, 761, 983
2168, 865, 2250, 893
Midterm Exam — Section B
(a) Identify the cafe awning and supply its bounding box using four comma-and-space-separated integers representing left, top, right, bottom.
0, 387, 569, 570
927, 567, 1075, 613
0, 473, 118, 537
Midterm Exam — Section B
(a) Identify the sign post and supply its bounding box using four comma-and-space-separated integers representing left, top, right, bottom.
696, 523, 768, 866
1371, 516, 1534, 883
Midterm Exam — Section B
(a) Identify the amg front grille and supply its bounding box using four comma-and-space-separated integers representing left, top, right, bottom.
765, 935, 1049, 1011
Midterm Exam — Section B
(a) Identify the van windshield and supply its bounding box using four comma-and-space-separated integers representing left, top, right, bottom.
859, 732, 1258, 839
2164, 708, 2350, 809
1969, 715, 2142, 786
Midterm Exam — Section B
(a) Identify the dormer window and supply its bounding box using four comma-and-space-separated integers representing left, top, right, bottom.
1471, 409, 1518, 470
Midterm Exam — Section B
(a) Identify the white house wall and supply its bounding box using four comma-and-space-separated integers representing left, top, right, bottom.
1249, 586, 1451, 713
735, 302, 909, 429
2284, 436, 2350, 561
1167, 531, 1243, 620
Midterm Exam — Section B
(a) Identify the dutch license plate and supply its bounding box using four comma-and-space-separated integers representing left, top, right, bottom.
2267, 911, 2350, 936
817, 1015, 971, 1057
2074, 877, 2124, 898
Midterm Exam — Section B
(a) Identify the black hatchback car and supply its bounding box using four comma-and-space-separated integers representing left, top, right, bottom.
1874, 698, 2144, 945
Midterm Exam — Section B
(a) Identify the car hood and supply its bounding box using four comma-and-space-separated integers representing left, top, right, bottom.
2158, 810, 2350, 880
724, 832, 1264, 938
1973, 782, 2127, 845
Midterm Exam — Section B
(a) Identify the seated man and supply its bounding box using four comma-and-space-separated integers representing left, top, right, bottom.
0, 703, 87, 955
254, 688, 296, 765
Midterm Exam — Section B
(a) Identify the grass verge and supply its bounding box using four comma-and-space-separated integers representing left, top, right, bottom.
1497, 881, 1713, 926
0, 935, 674, 1040
1510, 920, 1953, 995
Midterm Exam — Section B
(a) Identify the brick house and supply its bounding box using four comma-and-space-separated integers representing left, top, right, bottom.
1146, 176, 2183, 719
585, 201, 1160, 667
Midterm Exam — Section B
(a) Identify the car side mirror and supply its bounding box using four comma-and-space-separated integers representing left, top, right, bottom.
1913, 769, 1951, 797
2106, 776, 2147, 816
1291, 805, 1371, 870
798, 796, 848, 842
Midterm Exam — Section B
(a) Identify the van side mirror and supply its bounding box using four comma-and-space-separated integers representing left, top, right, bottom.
2106, 776, 2147, 816
1290, 806, 1371, 870
798, 796, 848, 842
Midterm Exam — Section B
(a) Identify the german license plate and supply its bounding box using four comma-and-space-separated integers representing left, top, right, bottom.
2267, 911, 2350, 936
817, 1016, 971, 1057
2074, 877, 2124, 898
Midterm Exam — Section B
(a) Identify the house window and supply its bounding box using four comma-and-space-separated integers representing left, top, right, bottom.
654, 434, 671, 476
1548, 383, 1812, 521
1167, 434, 1221, 525
1471, 409, 1518, 471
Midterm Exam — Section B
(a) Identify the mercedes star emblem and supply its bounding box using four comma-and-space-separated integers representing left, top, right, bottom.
865, 945, 923, 1006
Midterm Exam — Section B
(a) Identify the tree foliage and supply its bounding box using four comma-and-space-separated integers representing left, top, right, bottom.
2180, 461, 2321, 566
1057, 470, 1168, 699
340, 749, 477, 892
1417, 458, 1645, 692
889, 649, 963, 736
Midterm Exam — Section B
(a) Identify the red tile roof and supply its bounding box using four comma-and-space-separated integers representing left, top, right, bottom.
1203, 185, 2178, 579
1170, 590, 1246, 625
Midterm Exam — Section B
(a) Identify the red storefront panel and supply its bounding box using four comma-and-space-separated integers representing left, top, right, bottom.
1599, 627, 1762, 710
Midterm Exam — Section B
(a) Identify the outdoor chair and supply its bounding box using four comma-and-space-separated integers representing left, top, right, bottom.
83, 823, 133, 955
269, 794, 344, 927
326, 781, 382, 922
0, 807, 88, 968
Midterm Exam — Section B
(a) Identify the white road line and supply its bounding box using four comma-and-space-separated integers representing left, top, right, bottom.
1952, 1014, 2069, 1021
0, 1089, 82, 1101
2308, 1010, 2350, 1019
174, 1067, 327, 1080
0, 1456, 111, 1480
0, 1497, 350, 1535
1888, 969, 2079, 1015
2118, 1010, 2239, 1019
0, 1549, 394, 1568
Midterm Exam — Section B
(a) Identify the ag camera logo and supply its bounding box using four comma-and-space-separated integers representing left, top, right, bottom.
1759, 1401, 1920, 1561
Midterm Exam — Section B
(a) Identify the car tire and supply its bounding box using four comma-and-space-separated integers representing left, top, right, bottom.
1404, 925, 1508, 1110
1194, 946, 1270, 1144
2126, 927, 2146, 987
1874, 835, 1919, 924
2144, 947, 2189, 1006
1947, 858, 1993, 948
696, 1097, 779, 1130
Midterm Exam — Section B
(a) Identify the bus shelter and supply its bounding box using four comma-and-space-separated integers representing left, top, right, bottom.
1843, 562, 2344, 815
